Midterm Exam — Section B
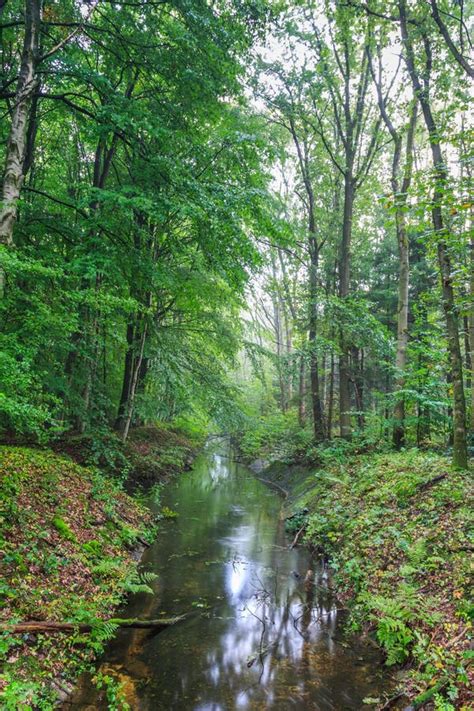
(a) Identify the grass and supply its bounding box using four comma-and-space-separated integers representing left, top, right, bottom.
291, 449, 473, 709
0, 446, 156, 709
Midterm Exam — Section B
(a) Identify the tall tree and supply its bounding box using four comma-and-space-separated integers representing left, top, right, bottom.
305, 3, 384, 438
368, 44, 418, 448
0, 0, 41, 294
399, 0, 468, 468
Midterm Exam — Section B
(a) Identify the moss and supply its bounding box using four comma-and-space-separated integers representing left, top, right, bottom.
52, 515, 76, 542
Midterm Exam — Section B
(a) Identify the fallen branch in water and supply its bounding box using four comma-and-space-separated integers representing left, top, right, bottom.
378, 690, 406, 709
0, 615, 187, 634
256, 476, 289, 498
290, 524, 306, 549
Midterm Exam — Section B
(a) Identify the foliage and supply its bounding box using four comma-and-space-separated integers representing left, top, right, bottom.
0, 0, 276, 443
238, 410, 313, 461
93, 672, 131, 711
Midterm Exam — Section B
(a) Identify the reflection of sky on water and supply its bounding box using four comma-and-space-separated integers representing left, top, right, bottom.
72, 440, 389, 710
195, 449, 345, 708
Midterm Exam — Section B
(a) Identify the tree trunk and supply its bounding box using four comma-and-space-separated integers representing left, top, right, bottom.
392, 209, 409, 447
469, 224, 474, 434
309, 237, 326, 440
115, 321, 135, 432
0, 0, 41, 295
0, 616, 187, 634
352, 346, 365, 429
327, 351, 335, 438
417, 404, 431, 447
270, 258, 286, 412
339, 171, 354, 439
119, 320, 148, 442
278, 247, 297, 407
284, 306, 293, 404
399, 1, 468, 468
298, 351, 306, 427
390, 106, 417, 448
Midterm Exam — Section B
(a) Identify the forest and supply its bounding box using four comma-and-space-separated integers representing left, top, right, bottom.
0, 0, 472, 709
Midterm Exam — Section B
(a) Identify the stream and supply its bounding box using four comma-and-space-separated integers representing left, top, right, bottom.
69, 440, 390, 710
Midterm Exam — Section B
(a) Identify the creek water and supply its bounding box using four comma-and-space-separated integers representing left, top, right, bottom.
70, 441, 390, 710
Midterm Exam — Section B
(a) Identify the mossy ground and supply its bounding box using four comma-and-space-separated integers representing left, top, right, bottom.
0, 446, 155, 709
272, 449, 472, 709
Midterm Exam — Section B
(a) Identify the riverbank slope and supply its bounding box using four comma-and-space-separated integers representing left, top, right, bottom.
260, 449, 473, 709
0, 424, 203, 708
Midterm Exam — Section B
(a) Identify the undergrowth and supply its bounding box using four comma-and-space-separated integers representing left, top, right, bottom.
0, 446, 155, 708
299, 449, 473, 708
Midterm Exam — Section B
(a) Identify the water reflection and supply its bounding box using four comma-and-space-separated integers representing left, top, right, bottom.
69, 442, 389, 710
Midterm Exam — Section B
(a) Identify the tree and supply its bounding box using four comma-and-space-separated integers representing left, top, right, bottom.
368, 43, 418, 448
0, 0, 41, 295
398, 0, 468, 468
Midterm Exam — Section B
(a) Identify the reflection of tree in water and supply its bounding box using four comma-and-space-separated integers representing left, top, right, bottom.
201, 548, 342, 709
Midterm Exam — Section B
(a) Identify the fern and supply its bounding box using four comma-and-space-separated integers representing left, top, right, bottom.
91, 559, 123, 578
90, 618, 120, 644
362, 590, 421, 665
139, 570, 158, 585
121, 569, 158, 595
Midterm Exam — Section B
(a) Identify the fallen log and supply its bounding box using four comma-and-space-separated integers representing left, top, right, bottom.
417, 472, 448, 492
403, 676, 449, 710
0, 614, 187, 634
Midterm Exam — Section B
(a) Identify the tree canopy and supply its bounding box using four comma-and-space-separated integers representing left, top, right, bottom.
0, 0, 472, 468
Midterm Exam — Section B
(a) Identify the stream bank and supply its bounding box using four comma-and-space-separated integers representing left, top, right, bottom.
0, 446, 153, 708
0, 424, 202, 709
256, 450, 473, 709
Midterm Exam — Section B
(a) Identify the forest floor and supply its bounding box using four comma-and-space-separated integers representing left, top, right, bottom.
0, 424, 202, 709
260, 450, 473, 710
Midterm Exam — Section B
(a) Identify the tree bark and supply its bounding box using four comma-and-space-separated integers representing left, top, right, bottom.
115, 321, 136, 432
270, 250, 287, 412
469, 230, 474, 434
351, 346, 365, 429
309, 236, 326, 440
327, 350, 335, 438
288, 118, 326, 440
119, 319, 148, 442
392, 108, 417, 448
278, 246, 297, 407
298, 350, 306, 427
428, 0, 474, 78
0, 0, 42, 295
368, 48, 418, 448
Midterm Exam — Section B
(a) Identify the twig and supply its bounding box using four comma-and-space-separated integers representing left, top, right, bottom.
290, 525, 306, 549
